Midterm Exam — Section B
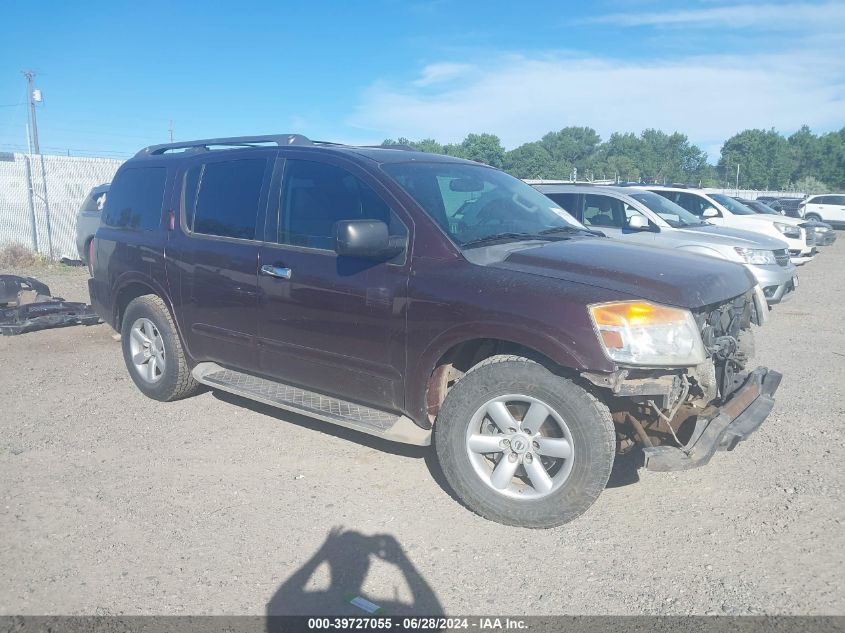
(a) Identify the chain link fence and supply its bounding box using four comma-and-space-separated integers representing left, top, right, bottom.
703, 188, 806, 200
0, 152, 123, 261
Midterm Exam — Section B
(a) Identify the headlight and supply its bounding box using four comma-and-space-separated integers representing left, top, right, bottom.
774, 222, 801, 239
588, 301, 706, 366
734, 247, 776, 265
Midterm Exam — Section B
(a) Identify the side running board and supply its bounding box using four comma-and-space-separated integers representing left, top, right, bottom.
192, 362, 431, 446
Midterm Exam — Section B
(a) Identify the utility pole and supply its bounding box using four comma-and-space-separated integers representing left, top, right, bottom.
169, 120, 174, 143
22, 70, 40, 154
735, 164, 740, 194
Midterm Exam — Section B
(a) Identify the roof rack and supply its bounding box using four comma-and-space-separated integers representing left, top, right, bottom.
364, 144, 421, 152
135, 134, 314, 157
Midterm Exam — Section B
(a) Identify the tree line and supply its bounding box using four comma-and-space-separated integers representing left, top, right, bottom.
383, 125, 845, 192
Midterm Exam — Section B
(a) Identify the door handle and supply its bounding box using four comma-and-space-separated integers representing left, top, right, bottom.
260, 264, 292, 280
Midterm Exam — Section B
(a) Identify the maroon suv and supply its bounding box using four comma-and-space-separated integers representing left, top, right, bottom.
88, 135, 781, 528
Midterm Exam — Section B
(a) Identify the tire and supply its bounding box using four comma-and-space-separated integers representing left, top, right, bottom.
435, 355, 615, 528
120, 295, 200, 402
805, 213, 822, 222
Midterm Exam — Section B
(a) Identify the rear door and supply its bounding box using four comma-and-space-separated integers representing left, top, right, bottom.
255, 155, 411, 411
170, 151, 273, 372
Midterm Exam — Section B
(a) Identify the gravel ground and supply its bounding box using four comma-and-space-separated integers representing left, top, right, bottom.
1, 245, 843, 617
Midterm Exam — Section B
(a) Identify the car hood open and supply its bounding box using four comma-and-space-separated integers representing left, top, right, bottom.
489, 238, 754, 309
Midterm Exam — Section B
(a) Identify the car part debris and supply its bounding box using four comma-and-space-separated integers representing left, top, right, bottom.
0, 274, 100, 335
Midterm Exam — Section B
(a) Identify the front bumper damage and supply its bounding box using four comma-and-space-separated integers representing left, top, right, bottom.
0, 274, 100, 335
642, 367, 781, 471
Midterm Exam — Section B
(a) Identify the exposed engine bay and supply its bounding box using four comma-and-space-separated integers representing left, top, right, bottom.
581, 290, 774, 461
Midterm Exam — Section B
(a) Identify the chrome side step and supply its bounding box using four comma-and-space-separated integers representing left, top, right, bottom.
192, 362, 431, 446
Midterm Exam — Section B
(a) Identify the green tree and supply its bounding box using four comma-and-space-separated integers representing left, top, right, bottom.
718, 129, 795, 189
787, 125, 821, 182
456, 133, 505, 167
816, 128, 845, 189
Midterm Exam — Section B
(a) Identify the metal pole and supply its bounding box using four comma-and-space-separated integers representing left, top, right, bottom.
22, 70, 40, 154
22, 155, 39, 253
735, 164, 740, 195
38, 153, 54, 260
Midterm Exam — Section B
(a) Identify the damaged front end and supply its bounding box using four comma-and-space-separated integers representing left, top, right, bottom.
583, 289, 781, 471
0, 275, 100, 336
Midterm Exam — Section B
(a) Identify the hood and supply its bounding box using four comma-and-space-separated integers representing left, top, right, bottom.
490, 238, 754, 309
742, 213, 803, 227
677, 224, 789, 250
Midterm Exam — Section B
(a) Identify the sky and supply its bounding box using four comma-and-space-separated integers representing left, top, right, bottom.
1, 0, 844, 162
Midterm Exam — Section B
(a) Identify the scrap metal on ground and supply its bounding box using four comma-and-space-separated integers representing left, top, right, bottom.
0, 274, 100, 335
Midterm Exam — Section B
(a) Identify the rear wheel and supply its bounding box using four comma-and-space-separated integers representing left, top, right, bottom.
121, 295, 200, 401
435, 356, 615, 528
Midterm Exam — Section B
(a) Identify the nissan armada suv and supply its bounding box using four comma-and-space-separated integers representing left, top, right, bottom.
89, 135, 782, 528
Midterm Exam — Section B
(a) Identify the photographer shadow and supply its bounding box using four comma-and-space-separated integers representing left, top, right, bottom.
266, 528, 442, 627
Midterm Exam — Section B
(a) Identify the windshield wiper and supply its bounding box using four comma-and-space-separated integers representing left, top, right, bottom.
538, 225, 603, 237
460, 232, 548, 248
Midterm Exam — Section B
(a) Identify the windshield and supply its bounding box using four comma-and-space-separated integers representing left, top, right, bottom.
708, 193, 756, 215
629, 191, 706, 228
381, 162, 586, 246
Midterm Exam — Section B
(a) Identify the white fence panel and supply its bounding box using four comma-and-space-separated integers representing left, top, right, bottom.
0, 152, 123, 260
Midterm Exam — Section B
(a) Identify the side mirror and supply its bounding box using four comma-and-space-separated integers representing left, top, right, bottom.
627, 215, 649, 230
335, 219, 403, 259
702, 207, 719, 218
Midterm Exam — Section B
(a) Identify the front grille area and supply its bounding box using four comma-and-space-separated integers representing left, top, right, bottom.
695, 292, 754, 347
774, 249, 789, 266
804, 228, 816, 246
694, 291, 755, 399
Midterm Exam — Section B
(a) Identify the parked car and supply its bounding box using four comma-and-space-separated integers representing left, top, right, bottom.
646, 187, 815, 264
75, 183, 109, 273
89, 134, 781, 528
800, 194, 845, 228
533, 184, 796, 305
756, 197, 805, 219
735, 197, 836, 246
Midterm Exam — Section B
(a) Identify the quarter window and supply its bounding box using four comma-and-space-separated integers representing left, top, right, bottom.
103, 167, 166, 230
278, 159, 404, 250
190, 158, 267, 240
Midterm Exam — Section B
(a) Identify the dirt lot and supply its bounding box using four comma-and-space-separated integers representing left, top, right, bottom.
1, 245, 844, 617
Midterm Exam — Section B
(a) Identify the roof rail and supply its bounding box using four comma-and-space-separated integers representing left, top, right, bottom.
135, 134, 313, 157
362, 144, 421, 152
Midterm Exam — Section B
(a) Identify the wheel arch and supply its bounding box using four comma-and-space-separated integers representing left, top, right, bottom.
112, 274, 189, 360
413, 330, 587, 427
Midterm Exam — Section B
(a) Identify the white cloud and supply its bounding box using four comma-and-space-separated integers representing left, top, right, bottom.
412, 62, 473, 87
347, 48, 845, 156
581, 1, 845, 29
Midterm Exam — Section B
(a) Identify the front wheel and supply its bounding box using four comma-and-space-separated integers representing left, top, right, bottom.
805, 213, 822, 222
435, 356, 615, 528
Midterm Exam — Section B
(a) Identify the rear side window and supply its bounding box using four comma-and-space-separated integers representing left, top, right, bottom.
103, 168, 166, 230
545, 193, 580, 217
190, 158, 267, 240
